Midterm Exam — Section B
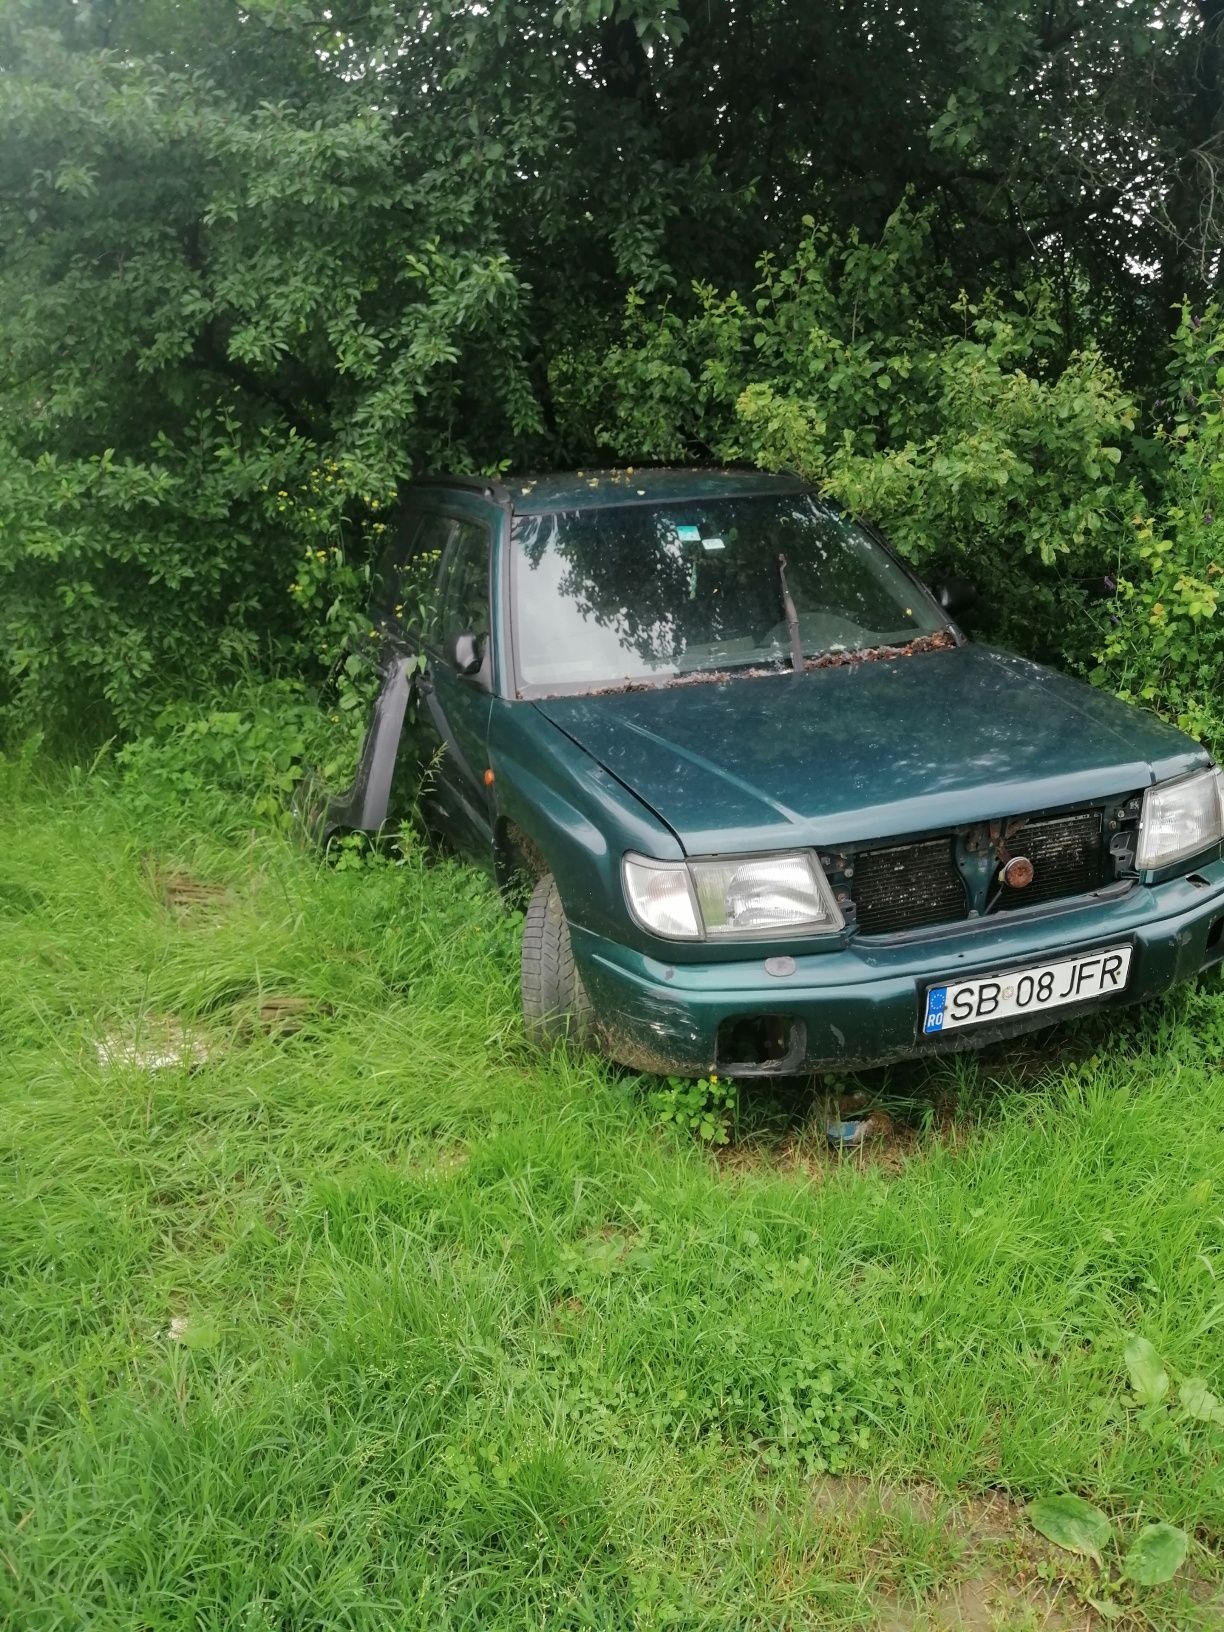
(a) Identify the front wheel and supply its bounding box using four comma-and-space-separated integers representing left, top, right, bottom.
521, 873, 594, 1049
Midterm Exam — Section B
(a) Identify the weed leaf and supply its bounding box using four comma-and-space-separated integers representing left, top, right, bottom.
1179, 1377, 1224, 1425
1122, 1523, 1189, 1585
1086, 1598, 1123, 1622
1027, 1494, 1112, 1564
1124, 1335, 1169, 1406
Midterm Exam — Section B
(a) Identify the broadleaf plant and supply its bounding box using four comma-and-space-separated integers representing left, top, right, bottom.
1122, 1523, 1190, 1587
1124, 1335, 1170, 1407
1026, 1495, 1112, 1566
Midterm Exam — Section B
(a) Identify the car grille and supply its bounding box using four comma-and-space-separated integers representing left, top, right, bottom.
994, 809, 1106, 910
850, 837, 965, 936
848, 808, 1110, 937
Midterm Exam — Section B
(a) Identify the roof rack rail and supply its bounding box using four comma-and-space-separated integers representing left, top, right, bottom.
505, 460, 802, 480
412, 474, 513, 506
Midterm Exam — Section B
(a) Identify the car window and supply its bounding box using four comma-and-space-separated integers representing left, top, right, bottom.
510, 496, 948, 690
432, 517, 492, 657
372, 508, 453, 640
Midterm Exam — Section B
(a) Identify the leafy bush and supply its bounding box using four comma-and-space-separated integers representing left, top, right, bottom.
114, 677, 329, 828
0, 24, 538, 738
3, 3, 1224, 761
1090, 306, 1224, 752
559, 204, 1138, 666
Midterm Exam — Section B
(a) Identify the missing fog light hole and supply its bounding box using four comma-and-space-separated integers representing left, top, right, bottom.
716, 1014, 803, 1074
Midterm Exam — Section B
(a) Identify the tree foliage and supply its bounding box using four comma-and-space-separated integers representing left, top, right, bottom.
1095, 305, 1224, 742
0, 0, 1221, 734
558, 207, 1140, 662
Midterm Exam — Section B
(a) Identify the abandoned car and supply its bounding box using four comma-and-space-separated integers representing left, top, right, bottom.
316, 468, 1224, 1075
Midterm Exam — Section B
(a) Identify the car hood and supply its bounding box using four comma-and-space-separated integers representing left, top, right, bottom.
533, 644, 1207, 853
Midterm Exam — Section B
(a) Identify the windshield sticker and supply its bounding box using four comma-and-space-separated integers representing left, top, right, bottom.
675, 524, 701, 543
702, 536, 725, 551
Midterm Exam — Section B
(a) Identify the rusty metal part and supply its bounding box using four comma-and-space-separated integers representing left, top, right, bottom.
1002, 855, 1035, 889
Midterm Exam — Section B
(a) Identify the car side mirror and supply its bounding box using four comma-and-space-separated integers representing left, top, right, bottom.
446, 629, 483, 677
933, 577, 978, 621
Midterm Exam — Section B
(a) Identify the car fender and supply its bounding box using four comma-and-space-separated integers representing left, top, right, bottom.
488, 701, 682, 942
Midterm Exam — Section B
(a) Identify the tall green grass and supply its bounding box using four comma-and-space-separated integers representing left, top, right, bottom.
2, 755, 1222, 1628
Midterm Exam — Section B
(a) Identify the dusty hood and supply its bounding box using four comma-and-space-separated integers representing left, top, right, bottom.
533, 644, 1206, 853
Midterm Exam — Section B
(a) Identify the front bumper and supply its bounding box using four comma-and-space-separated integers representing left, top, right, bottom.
573, 862, 1224, 1075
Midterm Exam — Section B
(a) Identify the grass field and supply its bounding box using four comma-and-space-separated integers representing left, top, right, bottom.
2, 752, 1223, 1630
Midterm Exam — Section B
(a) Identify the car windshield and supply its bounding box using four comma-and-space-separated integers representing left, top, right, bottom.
510, 494, 949, 691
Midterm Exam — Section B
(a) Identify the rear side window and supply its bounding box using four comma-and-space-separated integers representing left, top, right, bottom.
432, 518, 492, 655
372, 510, 454, 640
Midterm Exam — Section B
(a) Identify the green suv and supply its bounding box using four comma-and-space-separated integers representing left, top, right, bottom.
318, 467, 1224, 1075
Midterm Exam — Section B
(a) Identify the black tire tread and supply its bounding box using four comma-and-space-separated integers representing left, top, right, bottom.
521, 873, 593, 1048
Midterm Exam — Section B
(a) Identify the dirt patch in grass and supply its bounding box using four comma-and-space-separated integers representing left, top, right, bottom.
806, 1476, 1082, 1629
143, 857, 234, 917
874, 1576, 1082, 1632
242, 994, 334, 1038
805, 1477, 1221, 1631
400, 1143, 470, 1179
717, 1027, 1118, 1182
717, 1089, 966, 1182
95, 1015, 214, 1071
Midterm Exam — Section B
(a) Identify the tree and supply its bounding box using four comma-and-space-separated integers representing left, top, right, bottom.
0, 0, 1220, 732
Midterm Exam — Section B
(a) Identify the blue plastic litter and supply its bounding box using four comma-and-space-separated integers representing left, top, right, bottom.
826, 1119, 870, 1148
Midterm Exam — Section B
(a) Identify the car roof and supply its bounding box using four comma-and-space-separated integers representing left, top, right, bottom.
414, 466, 809, 515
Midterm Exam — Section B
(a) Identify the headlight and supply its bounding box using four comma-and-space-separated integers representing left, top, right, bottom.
620, 855, 702, 940
623, 851, 844, 941
1136, 767, 1224, 870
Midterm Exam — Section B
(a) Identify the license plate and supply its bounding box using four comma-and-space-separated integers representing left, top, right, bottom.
923, 945, 1132, 1034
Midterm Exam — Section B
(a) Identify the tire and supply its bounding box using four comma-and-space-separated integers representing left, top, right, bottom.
521, 873, 594, 1049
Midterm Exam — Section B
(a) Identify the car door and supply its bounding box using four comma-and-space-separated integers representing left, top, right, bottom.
309, 504, 449, 842
415, 509, 496, 858
309, 499, 497, 850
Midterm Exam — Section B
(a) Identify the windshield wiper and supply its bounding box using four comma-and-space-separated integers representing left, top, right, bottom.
776, 553, 805, 674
